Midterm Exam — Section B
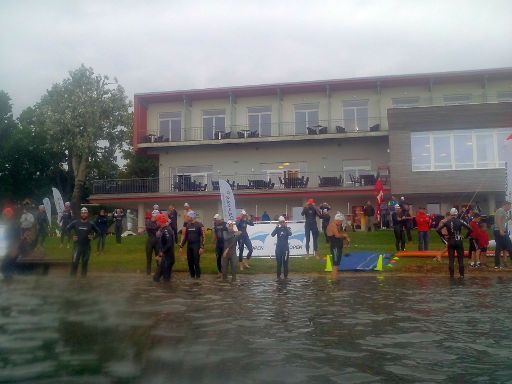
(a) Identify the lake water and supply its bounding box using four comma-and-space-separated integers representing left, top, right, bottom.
1, 274, 512, 383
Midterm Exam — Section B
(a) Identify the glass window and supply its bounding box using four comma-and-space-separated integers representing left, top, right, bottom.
433, 135, 452, 170
453, 134, 474, 169
475, 133, 494, 168
294, 107, 318, 135
342, 160, 371, 184
496, 130, 510, 166
497, 91, 512, 102
159, 112, 182, 141
411, 135, 431, 171
202, 110, 225, 140
392, 97, 420, 107
443, 94, 472, 105
343, 100, 369, 131
248, 106, 272, 136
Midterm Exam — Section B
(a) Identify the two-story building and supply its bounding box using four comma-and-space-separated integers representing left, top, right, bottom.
89, 67, 512, 230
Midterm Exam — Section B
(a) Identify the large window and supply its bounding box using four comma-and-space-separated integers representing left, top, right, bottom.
202, 109, 225, 140
411, 128, 511, 171
343, 100, 369, 131
159, 112, 182, 141
294, 104, 319, 135
342, 160, 372, 184
497, 91, 512, 102
392, 97, 420, 108
248, 106, 272, 136
443, 94, 472, 105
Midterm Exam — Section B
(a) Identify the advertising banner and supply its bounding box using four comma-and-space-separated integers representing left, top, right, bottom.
219, 179, 236, 221
245, 222, 307, 257
52, 187, 65, 224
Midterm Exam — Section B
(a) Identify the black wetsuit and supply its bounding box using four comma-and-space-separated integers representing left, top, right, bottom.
213, 221, 227, 273
271, 225, 292, 278
154, 224, 175, 282
145, 220, 159, 275
437, 218, 472, 277
35, 211, 49, 247
94, 214, 108, 252
301, 206, 321, 254
321, 212, 331, 243
67, 220, 99, 276
392, 212, 407, 251
399, 201, 412, 241
236, 218, 254, 262
113, 211, 124, 244
60, 209, 73, 245
168, 210, 178, 244
181, 222, 204, 278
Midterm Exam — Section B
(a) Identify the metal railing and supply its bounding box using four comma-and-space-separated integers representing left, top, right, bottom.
92, 170, 389, 195
139, 117, 384, 144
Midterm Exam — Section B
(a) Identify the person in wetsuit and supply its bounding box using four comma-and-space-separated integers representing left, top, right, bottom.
153, 216, 175, 282
236, 210, 254, 269
167, 204, 178, 244
67, 207, 99, 277
271, 216, 292, 279
326, 212, 351, 267
94, 209, 109, 254
35, 205, 49, 249
145, 210, 160, 275
113, 208, 125, 244
60, 202, 73, 248
222, 220, 240, 282
212, 214, 227, 275
179, 211, 204, 279
391, 205, 407, 252
319, 203, 331, 243
301, 198, 321, 257
436, 208, 472, 278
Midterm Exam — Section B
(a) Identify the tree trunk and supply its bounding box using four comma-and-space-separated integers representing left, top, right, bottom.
71, 154, 88, 216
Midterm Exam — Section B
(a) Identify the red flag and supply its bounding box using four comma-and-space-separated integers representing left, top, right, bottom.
375, 178, 384, 220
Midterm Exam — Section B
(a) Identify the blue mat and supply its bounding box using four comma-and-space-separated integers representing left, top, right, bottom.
339, 252, 391, 271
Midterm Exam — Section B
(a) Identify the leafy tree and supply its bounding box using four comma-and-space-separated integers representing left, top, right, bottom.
35, 65, 132, 210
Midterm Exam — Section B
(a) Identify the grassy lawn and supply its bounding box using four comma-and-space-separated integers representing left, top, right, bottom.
38, 229, 473, 275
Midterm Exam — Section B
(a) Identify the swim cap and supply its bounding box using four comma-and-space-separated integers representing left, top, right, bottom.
214, 214, 221, 219
151, 210, 160, 216
2, 207, 14, 219
241, 210, 247, 215
187, 211, 196, 219
450, 208, 458, 216
278, 216, 285, 222
80, 207, 88, 213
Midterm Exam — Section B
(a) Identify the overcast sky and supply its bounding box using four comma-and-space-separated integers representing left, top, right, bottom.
1, 0, 511, 115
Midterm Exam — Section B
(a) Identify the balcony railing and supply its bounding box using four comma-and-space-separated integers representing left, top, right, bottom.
92, 170, 389, 195
140, 118, 383, 144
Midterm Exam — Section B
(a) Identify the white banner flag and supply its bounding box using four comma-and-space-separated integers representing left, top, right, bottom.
43, 197, 52, 225
505, 134, 512, 203
52, 187, 65, 224
219, 179, 236, 221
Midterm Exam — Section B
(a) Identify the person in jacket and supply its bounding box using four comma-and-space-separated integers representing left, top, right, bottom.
301, 198, 321, 257
113, 208, 125, 244
399, 197, 413, 242
363, 201, 375, 232
261, 211, 271, 222
326, 212, 351, 267
94, 209, 109, 254
67, 207, 99, 277
271, 216, 293, 279
436, 208, 472, 278
153, 216, 175, 282
222, 220, 240, 282
477, 221, 489, 267
415, 207, 432, 251
212, 214, 227, 275
179, 211, 205, 279
236, 210, 254, 269
35, 205, 49, 249
59, 202, 74, 248
391, 205, 407, 252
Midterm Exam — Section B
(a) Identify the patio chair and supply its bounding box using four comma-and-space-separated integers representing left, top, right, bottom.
237, 131, 244, 138
349, 174, 362, 186
307, 127, 317, 135
369, 124, 380, 132
336, 126, 345, 133
221, 131, 231, 139
318, 126, 327, 134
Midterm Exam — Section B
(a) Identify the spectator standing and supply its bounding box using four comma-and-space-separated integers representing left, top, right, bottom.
399, 197, 413, 242
363, 201, 375, 232
59, 202, 74, 248
19, 201, 35, 238
468, 213, 481, 267
380, 201, 389, 229
35, 205, 49, 248
261, 211, 271, 222
113, 208, 125, 244
416, 207, 432, 251
493, 201, 511, 269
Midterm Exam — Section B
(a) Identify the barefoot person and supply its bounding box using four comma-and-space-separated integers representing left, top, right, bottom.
301, 198, 321, 257
67, 207, 99, 277
271, 216, 292, 279
326, 212, 351, 267
145, 210, 160, 275
468, 213, 482, 268
59, 202, 73, 248
35, 205, 49, 249
153, 216, 175, 282
222, 220, 240, 282
212, 214, 227, 276
179, 211, 205, 279
436, 208, 472, 278
236, 210, 254, 269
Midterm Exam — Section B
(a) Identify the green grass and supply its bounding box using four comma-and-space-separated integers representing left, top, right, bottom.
40, 229, 458, 274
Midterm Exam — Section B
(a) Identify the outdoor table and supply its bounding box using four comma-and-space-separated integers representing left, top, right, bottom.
241, 129, 251, 138
214, 131, 223, 140
147, 134, 156, 143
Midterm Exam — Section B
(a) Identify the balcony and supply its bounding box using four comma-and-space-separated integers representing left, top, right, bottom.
137, 118, 385, 148
91, 170, 389, 196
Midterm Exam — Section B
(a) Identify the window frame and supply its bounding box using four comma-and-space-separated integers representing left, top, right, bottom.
158, 112, 182, 141
202, 110, 226, 140
247, 106, 272, 136
294, 104, 319, 135
342, 100, 369, 131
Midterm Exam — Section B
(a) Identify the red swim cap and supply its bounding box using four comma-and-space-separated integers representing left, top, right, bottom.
156, 213, 168, 227
2, 207, 14, 219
